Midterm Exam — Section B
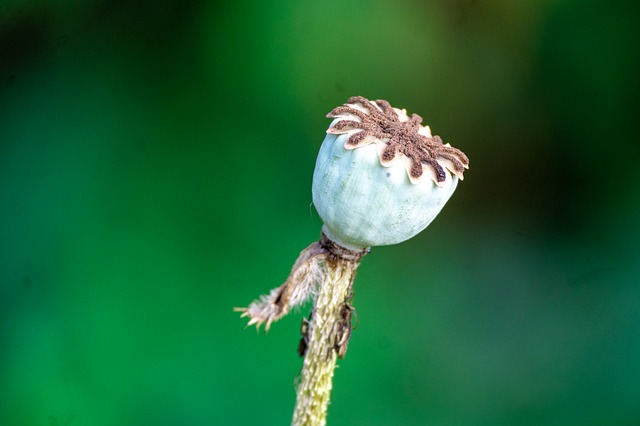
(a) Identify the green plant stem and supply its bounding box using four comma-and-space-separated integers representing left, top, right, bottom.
292, 248, 361, 426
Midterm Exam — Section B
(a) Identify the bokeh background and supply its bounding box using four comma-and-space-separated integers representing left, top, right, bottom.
1, 0, 639, 425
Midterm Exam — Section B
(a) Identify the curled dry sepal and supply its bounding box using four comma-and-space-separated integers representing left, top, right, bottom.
234, 242, 327, 332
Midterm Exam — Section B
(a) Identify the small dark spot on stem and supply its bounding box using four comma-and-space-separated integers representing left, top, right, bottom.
298, 312, 312, 357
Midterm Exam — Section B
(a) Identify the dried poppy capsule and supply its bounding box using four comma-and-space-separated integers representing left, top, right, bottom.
238, 96, 469, 426
312, 96, 469, 250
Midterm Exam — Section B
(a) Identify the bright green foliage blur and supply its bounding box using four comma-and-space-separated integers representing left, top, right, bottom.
1, 1, 639, 425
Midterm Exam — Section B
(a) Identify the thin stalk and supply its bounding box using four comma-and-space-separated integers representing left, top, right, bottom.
292, 256, 357, 426
236, 233, 366, 426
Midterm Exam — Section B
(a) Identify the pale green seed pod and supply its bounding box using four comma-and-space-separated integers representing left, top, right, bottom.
312, 96, 468, 250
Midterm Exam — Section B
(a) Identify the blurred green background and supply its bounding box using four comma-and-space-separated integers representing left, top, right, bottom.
1, 0, 639, 425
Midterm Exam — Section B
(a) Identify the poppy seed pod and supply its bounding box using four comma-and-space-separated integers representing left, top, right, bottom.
312, 96, 469, 250
239, 96, 469, 426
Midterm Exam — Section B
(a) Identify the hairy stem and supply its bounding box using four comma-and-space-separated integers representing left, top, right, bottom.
292, 238, 364, 426
236, 232, 367, 426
